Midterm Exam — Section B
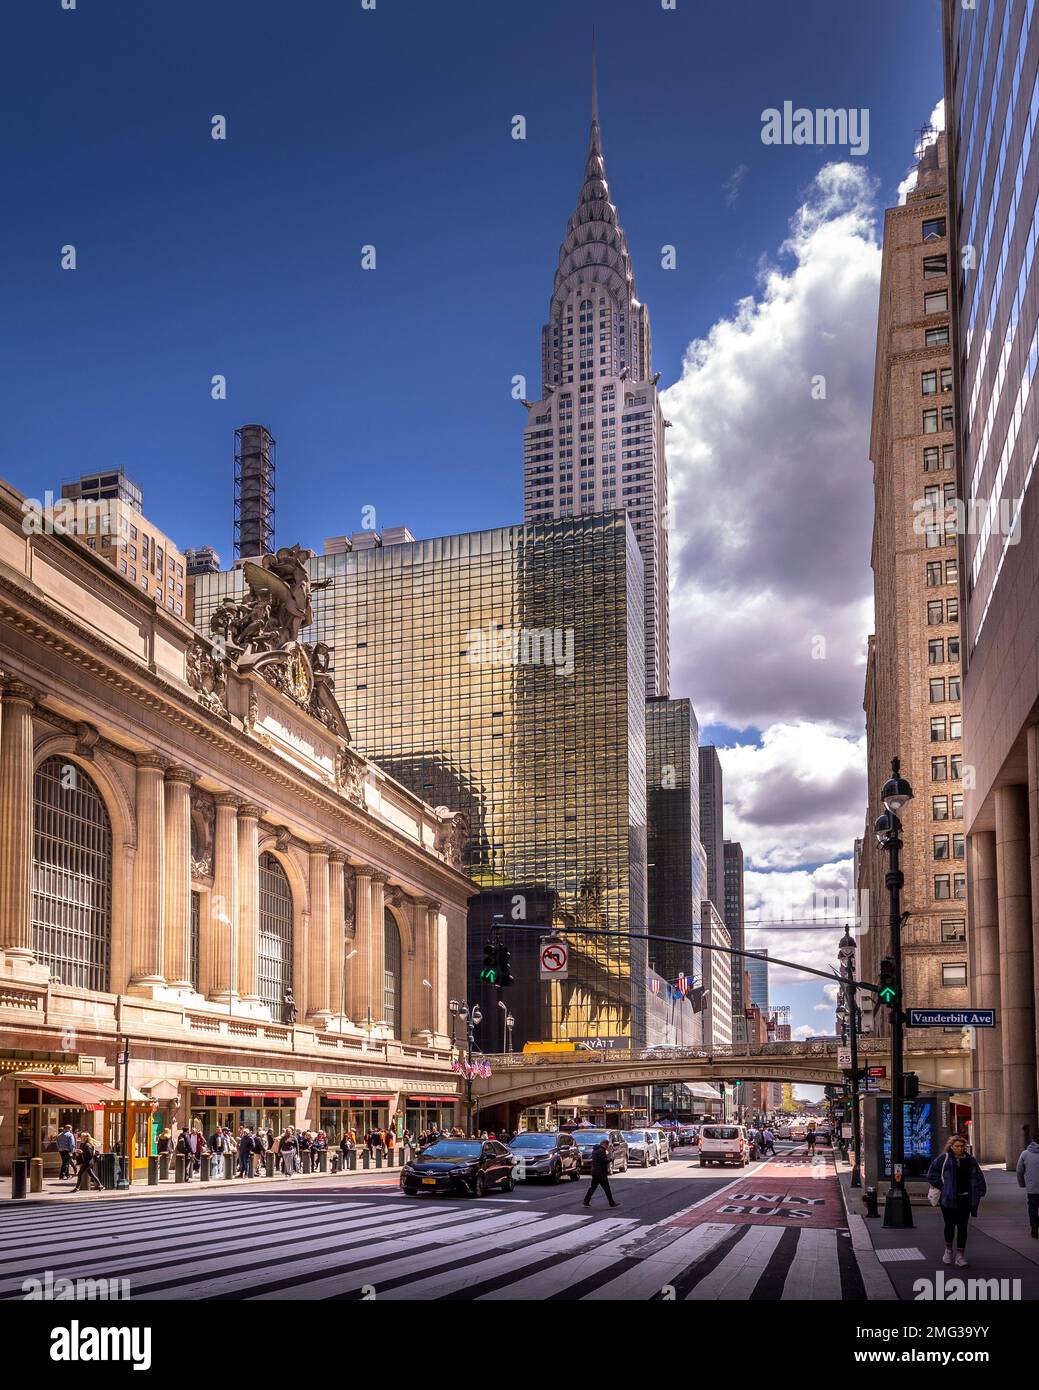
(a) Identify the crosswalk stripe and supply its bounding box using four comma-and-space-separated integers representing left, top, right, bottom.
780, 1226, 841, 1300
685, 1224, 786, 1300
583, 1221, 742, 1301
378, 1215, 636, 1300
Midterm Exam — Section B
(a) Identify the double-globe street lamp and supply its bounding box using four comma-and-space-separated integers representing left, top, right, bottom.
837, 927, 862, 1189
875, 756, 915, 1229
449, 999, 483, 1134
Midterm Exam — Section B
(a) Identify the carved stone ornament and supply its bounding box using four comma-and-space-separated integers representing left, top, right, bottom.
74, 722, 101, 759
336, 748, 366, 806
186, 639, 230, 719
190, 793, 216, 880
208, 543, 352, 738
343, 870, 356, 933
433, 808, 469, 870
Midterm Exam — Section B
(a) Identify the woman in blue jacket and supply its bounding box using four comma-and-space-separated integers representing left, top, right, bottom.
927, 1135, 986, 1267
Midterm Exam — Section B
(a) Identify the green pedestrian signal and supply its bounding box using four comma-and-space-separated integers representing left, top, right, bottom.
878, 956, 897, 1007
479, 940, 497, 984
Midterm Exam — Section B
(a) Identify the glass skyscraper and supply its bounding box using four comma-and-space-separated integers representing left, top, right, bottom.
194, 513, 649, 1050
645, 697, 701, 981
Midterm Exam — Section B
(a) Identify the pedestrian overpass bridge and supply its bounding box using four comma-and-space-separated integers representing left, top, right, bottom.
471, 1036, 964, 1112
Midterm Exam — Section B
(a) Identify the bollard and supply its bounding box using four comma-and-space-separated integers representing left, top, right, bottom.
375, 1150, 383, 1169
317, 1150, 328, 1174
361, 1150, 370, 1170
30, 1157, 43, 1193
349, 1150, 357, 1171
159, 1153, 169, 1182
863, 1186, 879, 1218
396, 1147, 405, 1167
224, 1153, 234, 1180
175, 1154, 186, 1184
200, 1154, 211, 1182
148, 1156, 159, 1186
265, 1152, 275, 1179
11, 1160, 27, 1199
301, 1150, 312, 1175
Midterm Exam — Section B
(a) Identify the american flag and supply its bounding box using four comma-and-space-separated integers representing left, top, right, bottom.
650, 977, 661, 996
676, 973, 689, 997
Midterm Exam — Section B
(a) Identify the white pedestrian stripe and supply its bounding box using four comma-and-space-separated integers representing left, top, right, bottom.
685, 1224, 785, 1300
781, 1227, 841, 1300
582, 1221, 738, 1301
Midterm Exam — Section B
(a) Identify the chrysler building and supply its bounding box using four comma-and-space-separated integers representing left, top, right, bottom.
523, 59, 670, 698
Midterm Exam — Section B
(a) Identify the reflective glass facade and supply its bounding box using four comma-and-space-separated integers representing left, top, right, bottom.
723, 840, 745, 1014
645, 697, 701, 982
196, 514, 649, 1048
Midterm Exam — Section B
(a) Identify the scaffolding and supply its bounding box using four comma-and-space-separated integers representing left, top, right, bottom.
233, 425, 276, 560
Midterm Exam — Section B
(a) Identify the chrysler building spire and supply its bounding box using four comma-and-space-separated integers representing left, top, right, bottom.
522, 59, 670, 699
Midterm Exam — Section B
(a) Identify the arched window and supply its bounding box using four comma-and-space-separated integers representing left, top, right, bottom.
258, 853, 293, 1021
32, 756, 112, 990
383, 908, 402, 1038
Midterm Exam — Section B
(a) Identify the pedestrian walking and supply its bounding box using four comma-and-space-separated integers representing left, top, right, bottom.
927, 1134, 987, 1267
74, 1133, 104, 1192
1016, 1137, 1039, 1237
805, 1127, 817, 1156
762, 1127, 776, 1156
56, 1124, 77, 1180
237, 1126, 255, 1178
175, 1127, 194, 1181
276, 1127, 297, 1177
582, 1139, 619, 1209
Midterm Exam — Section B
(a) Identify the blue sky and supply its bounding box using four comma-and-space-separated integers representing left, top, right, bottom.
1, 0, 946, 1065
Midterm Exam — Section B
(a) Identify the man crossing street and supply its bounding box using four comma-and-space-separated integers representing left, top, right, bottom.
582, 1139, 619, 1209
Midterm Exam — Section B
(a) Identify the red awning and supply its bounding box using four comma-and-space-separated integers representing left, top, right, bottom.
406, 1095, 457, 1103
192, 1087, 301, 1099
18, 1077, 122, 1111
322, 1093, 391, 1101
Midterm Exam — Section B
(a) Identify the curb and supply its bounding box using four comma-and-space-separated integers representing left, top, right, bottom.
834, 1163, 899, 1301
0, 1167, 404, 1207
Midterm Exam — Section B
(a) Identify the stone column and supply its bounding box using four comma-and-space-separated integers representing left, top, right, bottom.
424, 899, 445, 1038
0, 682, 36, 963
307, 844, 333, 1021
130, 754, 166, 987
209, 793, 239, 1001
995, 783, 1037, 1167
163, 767, 195, 989
236, 804, 262, 1003
370, 871, 389, 1026
349, 865, 373, 1027
328, 852, 347, 1020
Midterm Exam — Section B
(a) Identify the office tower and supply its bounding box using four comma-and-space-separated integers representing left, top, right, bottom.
185, 546, 221, 576
50, 477, 187, 618
194, 512, 649, 1051
746, 949, 769, 1011
698, 745, 725, 910
856, 133, 970, 1116
723, 840, 745, 1013
646, 697, 701, 979
943, 0, 1039, 1162
700, 902, 732, 1047
522, 62, 670, 698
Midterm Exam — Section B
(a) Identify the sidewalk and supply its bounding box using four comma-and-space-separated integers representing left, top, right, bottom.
835, 1154, 1039, 1300
2, 1159, 406, 1205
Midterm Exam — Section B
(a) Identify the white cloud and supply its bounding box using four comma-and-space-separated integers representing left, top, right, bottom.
793, 1024, 815, 1038
662, 162, 880, 734
898, 98, 946, 205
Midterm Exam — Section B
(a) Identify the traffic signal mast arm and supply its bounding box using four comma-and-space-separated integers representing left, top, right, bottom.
496, 922, 880, 992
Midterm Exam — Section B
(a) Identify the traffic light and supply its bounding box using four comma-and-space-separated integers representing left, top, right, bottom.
903, 1072, 919, 1101
479, 939, 497, 984
496, 940, 514, 988
878, 956, 898, 1008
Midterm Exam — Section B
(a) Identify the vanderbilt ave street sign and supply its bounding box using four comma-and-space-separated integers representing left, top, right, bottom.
907, 1008, 996, 1028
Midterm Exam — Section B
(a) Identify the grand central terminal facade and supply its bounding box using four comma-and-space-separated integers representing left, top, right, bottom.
0, 479, 472, 1173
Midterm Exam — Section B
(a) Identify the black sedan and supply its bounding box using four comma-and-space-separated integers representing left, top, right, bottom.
400, 1139, 515, 1198
508, 1131, 582, 1183
573, 1129, 629, 1174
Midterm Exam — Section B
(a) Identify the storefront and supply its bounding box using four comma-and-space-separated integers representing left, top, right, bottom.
189, 1087, 300, 1141
319, 1093, 391, 1140
404, 1094, 456, 1137
13, 1075, 160, 1173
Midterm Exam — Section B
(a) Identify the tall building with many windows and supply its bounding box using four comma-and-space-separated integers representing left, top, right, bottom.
645, 697, 701, 981
194, 513, 650, 1051
943, 0, 1039, 1162
723, 840, 746, 1014
857, 130, 970, 1109
698, 745, 725, 912
522, 67, 670, 699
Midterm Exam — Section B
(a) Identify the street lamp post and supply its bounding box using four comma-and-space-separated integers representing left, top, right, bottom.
876, 756, 914, 1229
837, 927, 862, 1188
448, 1000, 482, 1134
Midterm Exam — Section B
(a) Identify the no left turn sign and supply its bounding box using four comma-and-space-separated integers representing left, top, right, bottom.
540, 941, 569, 980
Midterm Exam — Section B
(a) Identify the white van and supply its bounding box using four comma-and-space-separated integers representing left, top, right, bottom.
698, 1123, 750, 1167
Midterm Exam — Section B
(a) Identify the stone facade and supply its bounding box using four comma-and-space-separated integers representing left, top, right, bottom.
0, 477, 472, 1173
858, 133, 971, 1105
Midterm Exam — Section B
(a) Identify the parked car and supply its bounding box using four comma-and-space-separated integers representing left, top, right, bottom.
698, 1124, 751, 1168
400, 1139, 515, 1197
622, 1130, 659, 1168
507, 1130, 582, 1183
573, 1129, 629, 1174
678, 1124, 699, 1147
647, 1129, 671, 1163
